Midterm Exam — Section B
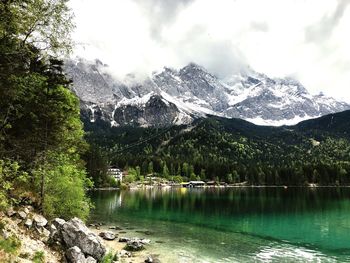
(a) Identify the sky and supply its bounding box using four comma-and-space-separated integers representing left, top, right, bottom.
68, 0, 350, 102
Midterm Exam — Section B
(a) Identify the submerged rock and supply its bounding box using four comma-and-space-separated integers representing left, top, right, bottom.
145, 256, 153, 263
98, 231, 116, 241
125, 238, 145, 251
119, 237, 131, 242
118, 249, 132, 258
145, 255, 161, 263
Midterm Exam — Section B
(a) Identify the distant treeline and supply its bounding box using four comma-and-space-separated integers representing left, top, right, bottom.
83, 112, 350, 186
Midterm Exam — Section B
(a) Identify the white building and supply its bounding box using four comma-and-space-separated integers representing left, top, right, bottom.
107, 166, 123, 182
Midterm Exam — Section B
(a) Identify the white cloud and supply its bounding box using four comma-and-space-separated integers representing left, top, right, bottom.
68, 0, 350, 102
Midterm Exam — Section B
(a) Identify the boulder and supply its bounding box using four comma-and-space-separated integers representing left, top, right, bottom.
18, 211, 27, 219
66, 246, 87, 263
98, 231, 116, 241
66, 246, 97, 263
145, 255, 161, 263
6, 208, 16, 217
52, 218, 66, 230
24, 218, 33, 228
35, 226, 50, 242
42, 228, 51, 238
61, 218, 106, 260
33, 215, 48, 227
125, 238, 145, 251
49, 218, 66, 243
118, 237, 131, 243
48, 223, 57, 234
118, 250, 132, 258
145, 256, 153, 263
140, 238, 151, 245
85, 257, 97, 263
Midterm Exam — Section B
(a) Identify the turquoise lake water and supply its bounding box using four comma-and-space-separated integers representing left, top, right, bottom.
89, 187, 350, 262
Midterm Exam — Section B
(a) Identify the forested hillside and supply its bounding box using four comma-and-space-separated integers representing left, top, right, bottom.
0, 0, 91, 220
84, 111, 350, 186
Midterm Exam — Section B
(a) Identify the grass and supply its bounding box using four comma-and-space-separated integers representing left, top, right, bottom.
32, 251, 45, 263
0, 235, 21, 254
100, 252, 118, 263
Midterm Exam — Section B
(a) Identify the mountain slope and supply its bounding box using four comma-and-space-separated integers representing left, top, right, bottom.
83, 110, 350, 186
65, 58, 350, 127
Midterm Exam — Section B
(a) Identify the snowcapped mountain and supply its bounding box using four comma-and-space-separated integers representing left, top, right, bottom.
65, 57, 350, 127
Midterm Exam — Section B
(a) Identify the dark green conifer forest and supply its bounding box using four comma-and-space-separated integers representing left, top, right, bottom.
83, 111, 350, 186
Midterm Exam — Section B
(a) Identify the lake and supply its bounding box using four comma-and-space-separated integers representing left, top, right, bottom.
89, 187, 350, 262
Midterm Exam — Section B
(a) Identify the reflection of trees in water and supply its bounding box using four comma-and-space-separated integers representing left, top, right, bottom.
97, 188, 350, 217
92, 188, 350, 233
92, 190, 123, 215
91, 188, 350, 253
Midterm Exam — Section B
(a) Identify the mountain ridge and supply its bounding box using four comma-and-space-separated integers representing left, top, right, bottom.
65, 57, 350, 127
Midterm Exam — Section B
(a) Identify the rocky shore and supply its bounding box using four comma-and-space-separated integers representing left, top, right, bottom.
0, 207, 160, 263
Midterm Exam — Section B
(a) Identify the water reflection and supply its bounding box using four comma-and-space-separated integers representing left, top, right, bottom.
89, 187, 350, 261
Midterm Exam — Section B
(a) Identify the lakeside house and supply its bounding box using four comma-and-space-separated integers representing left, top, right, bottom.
182, 181, 205, 188
107, 166, 123, 182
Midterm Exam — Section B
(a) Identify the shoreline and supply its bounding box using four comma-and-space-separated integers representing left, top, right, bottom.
90, 185, 350, 191
88, 224, 161, 263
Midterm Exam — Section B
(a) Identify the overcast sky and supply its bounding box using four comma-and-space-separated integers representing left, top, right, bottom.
68, 0, 350, 102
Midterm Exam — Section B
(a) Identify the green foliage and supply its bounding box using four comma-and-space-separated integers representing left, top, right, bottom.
124, 168, 137, 183
172, 176, 183, 183
148, 161, 153, 175
0, 235, 21, 255
226, 174, 233, 184
0, 0, 90, 220
82, 144, 109, 187
33, 153, 92, 221
32, 251, 45, 263
162, 163, 169, 178
0, 160, 29, 210
100, 252, 117, 263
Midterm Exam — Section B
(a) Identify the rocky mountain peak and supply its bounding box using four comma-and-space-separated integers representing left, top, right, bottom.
65, 58, 350, 127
